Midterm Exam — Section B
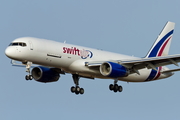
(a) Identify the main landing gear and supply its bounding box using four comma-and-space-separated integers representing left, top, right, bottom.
25, 62, 33, 80
70, 74, 84, 95
109, 79, 123, 93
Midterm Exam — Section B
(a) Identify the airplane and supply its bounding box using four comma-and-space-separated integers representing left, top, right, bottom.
5, 21, 180, 95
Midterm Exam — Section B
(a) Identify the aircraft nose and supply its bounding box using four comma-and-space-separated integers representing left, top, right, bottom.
5, 47, 14, 58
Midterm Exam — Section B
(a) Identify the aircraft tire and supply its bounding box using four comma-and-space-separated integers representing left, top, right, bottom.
29, 75, 33, 80
25, 75, 29, 80
71, 86, 76, 93
113, 84, 118, 92
71, 86, 84, 95
118, 86, 123, 92
75, 86, 80, 95
80, 88, 84, 94
75, 91, 79, 95
109, 84, 123, 93
109, 84, 114, 91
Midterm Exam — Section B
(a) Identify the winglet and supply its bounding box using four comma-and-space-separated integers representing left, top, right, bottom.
145, 22, 175, 58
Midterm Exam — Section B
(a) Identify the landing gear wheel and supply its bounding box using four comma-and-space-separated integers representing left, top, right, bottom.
118, 86, 123, 92
109, 84, 114, 91
25, 75, 33, 80
75, 91, 79, 95
109, 84, 123, 93
113, 84, 118, 92
29, 75, 33, 80
25, 75, 29, 80
70, 86, 84, 95
75, 86, 80, 95
80, 88, 84, 94
71, 86, 76, 93
76, 86, 80, 92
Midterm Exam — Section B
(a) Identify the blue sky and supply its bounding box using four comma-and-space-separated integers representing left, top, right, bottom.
1, 0, 180, 120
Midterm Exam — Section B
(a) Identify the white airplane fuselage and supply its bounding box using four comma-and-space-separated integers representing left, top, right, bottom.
5, 37, 172, 82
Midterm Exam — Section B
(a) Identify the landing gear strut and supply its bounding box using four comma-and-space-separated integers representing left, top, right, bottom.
109, 79, 123, 93
70, 74, 84, 95
25, 62, 33, 80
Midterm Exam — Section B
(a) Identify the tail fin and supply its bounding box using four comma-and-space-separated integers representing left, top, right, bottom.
145, 21, 175, 58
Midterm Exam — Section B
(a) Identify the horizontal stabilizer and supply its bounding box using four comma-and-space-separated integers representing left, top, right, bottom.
161, 68, 180, 73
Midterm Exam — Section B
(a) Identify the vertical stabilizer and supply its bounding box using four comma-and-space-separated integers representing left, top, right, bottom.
145, 22, 175, 58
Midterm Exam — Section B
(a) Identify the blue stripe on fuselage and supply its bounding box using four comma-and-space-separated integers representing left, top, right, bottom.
145, 68, 158, 81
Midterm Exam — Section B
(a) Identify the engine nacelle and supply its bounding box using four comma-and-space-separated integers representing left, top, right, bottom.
100, 62, 129, 78
31, 66, 60, 83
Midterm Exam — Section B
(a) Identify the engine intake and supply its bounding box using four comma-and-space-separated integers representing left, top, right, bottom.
31, 66, 60, 83
100, 62, 129, 78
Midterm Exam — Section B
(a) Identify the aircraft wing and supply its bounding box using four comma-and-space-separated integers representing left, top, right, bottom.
85, 54, 180, 73
120, 54, 180, 69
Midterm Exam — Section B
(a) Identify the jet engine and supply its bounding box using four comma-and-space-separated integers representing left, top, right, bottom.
31, 66, 60, 83
100, 62, 129, 78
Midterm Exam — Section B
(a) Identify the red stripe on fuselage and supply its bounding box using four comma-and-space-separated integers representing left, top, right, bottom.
153, 66, 162, 80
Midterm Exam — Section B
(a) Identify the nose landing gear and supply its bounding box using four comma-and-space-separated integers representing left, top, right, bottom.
25, 75, 33, 80
25, 62, 33, 80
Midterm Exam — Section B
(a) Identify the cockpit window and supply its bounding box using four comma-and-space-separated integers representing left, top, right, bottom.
19, 43, 27, 46
9, 42, 27, 47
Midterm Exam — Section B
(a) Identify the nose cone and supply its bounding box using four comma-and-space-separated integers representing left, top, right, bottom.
5, 47, 10, 57
5, 47, 15, 59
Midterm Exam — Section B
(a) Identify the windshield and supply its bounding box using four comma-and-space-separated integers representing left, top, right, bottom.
9, 42, 27, 47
